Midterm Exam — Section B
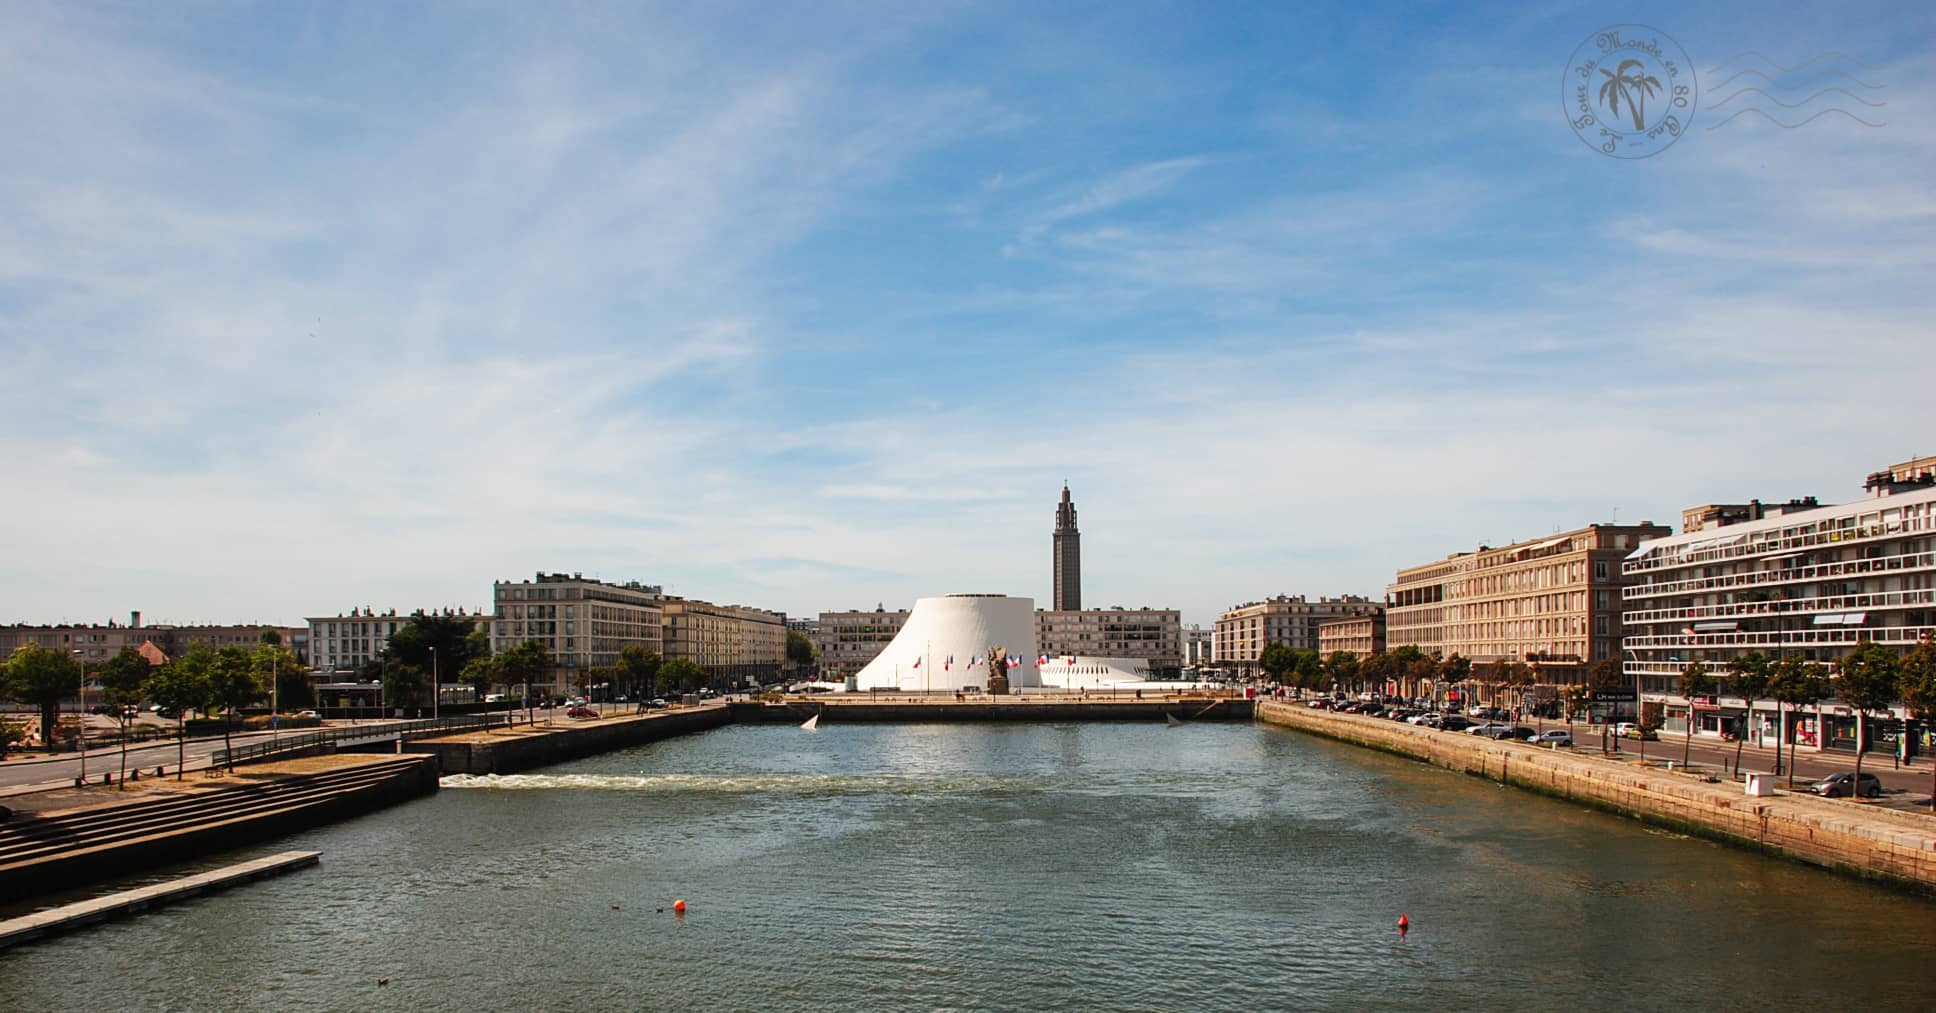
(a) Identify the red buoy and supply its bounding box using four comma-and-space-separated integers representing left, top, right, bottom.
673, 899, 687, 914
1397, 914, 1410, 933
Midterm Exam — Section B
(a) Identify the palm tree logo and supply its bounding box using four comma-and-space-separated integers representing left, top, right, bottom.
1598, 59, 1663, 130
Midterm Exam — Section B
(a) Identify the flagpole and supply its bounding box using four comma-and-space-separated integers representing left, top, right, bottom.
925, 641, 931, 696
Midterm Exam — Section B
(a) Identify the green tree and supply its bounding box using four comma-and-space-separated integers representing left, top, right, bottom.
1257, 643, 1294, 683
460, 656, 500, 703
1724, 651, 1773, 776
660, 657, 706, 696
1288, 648, 1324, 692
144, 656, 211, 780
496, 640, 555, 724
617, 646, 662, 704
1896, 635, 1936, 814
97, 647, 153, 788
785, 630, 816, 675
383, 663, 431, 715
1563, 684, 1590, 733
1769, 658, 1829, 787
1587, 657, 1625, 752
1321, 651, 1359, 694
1836, 639, 1901, 797
1677, 661, 1713, 770
1358, 652, 1394, 698
252, 643, 312, 714
1438, 653, 1471, 710
5, 643, 80, 752
0, 720, 24, 759
206, 645, 262, 770
386, 614, 488, 708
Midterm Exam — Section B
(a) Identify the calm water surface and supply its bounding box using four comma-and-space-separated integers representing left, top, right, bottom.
2, 722, 1932, 1011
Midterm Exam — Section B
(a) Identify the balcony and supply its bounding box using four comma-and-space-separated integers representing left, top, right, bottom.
1623, 549, 1936, 600
1623, 587, 1936, 625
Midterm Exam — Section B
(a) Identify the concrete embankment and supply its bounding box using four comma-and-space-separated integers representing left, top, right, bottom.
0, 850, 319, 950
406, 704, 732, 775
1255, 700, 1936, 896
729, 697, 1255, 724
0, 755, 434, 902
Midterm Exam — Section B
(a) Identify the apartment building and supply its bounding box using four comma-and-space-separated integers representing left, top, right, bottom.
1037, 608, 1182, 674
1213, 595, 1381, 671
308, 607, 491, 677
1318, 611, 1386, 658
1623, 464, 1936, 753
1180, 624, 1214, 668
660, 597, 787, 686
813, 607, 909, 676
2, 614, 306, 671
492, 572, 666, 692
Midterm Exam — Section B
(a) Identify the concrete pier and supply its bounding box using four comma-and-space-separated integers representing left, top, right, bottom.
407, 704, 733, 775
0, 850, 320, 950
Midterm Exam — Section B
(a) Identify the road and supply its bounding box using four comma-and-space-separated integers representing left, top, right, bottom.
0, 719, 430, 791
1545, 721, 1936, 808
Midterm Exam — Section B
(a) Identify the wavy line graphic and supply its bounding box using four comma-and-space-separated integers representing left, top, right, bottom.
1706, 50, 1883, 75
1704, 106, 1885, 131
1710, 86, 1886, 109
1707, 68, 1884, 94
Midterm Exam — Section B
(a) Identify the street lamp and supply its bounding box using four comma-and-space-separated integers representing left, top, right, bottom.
72, 649, 88, 785
429, 645, 438, 723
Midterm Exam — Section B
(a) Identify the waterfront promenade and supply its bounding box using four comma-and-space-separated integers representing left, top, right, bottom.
1256, 700, 1936, 895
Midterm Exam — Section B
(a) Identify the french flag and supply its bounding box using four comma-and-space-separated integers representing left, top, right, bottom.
945, 655, 953, 670
1007, 656, 1019, 668
1037, 654, 1048, 665
912, 656, 921, 668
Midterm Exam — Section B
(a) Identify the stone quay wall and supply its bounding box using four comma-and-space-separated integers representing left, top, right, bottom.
1254, 700, 1936, 896
728, 698, 1255, 724
407, 704, 732, 775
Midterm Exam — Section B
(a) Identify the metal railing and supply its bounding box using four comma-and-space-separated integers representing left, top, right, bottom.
210, 713, 502, 767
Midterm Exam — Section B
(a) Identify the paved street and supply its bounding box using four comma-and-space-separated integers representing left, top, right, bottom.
1549, 721, 1936, 809
0, 719, 427, 792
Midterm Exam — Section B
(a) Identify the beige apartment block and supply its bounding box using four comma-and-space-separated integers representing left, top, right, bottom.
1318, 612, 1386, 658
493, 572, 666, 693
1036, 608, 1182, 672
1385, 523, 1672, 684
1181, 624, 1214, 667
1214, 595, 1381, 670
661, 597, 787, 686
813, 608, 909, 676
308, 607, 491, 677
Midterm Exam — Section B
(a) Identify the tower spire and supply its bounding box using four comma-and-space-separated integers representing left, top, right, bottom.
1053, 483, 1081, 611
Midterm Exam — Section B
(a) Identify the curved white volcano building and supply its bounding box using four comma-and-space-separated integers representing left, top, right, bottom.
855, 594, 1039, 692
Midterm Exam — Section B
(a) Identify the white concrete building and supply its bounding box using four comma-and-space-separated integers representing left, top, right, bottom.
1623, 467, 1936, 755
855, 594, 1039, 692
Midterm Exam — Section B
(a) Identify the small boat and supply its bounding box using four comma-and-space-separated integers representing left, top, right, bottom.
801, 713, 820, 731
1166, 713, 1184, 727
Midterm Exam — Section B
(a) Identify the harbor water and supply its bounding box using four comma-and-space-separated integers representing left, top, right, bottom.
2, 721, 1931, 1011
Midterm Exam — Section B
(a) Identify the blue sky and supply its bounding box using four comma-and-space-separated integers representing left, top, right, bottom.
3, 1, 1932, 628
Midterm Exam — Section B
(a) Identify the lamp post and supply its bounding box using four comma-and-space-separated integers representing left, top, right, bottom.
271, 649, 280, 748
72, 649, 88, 785
429, 646, 439, 723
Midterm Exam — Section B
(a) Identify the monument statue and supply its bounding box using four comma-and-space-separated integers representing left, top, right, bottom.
986, 645, 1010, 695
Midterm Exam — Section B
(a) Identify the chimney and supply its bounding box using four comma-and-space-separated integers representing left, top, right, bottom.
131, 610, 142, 629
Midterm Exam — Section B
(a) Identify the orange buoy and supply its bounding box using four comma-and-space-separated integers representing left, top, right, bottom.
673, 899, 687, 913
1397, 914, 1410, 932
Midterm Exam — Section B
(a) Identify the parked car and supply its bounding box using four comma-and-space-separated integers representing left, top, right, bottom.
1616, 722, 1658, 741
1466, 723, 1505, 736
647, 698, 669, 709
297, 709, 321, 719
1437, 715, 1475, 732
566, 705, 598, 719
1809, 772, 1883, 799
1533, 729, 1573, 746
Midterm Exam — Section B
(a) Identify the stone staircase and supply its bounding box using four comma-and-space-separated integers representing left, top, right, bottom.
0, 757, 433, 900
